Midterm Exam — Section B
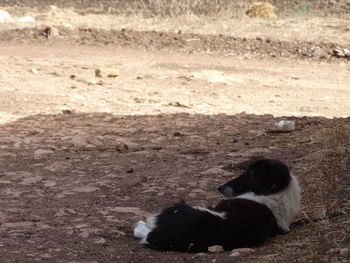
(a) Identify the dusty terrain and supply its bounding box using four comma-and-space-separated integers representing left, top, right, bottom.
0, 3, 350, 263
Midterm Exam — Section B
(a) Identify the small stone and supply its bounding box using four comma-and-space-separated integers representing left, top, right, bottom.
275, 120, 295, 131
30, 68, 39, 74
34, 149, 54, 158
208, 245, 224, 253
18, 16, 35, 23
0, 10, 14, 22
310, 46, 326, 59
94, 237, 106, 244
40, 253, 52, 259
230, 248, 255, 257
340, 248, 349, 258
73, 186, 100, 193
88, 78, 98, 85
44, 181, 56, 187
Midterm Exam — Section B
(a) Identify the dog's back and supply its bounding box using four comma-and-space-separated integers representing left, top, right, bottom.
144, 199, 281, 252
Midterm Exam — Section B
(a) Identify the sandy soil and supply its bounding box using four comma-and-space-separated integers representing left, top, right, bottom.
0, 5, 349, 263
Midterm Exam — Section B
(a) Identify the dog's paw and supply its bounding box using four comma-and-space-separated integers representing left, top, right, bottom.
133, 220, 150, 241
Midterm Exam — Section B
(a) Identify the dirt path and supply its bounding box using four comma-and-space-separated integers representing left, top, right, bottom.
0, 41, 349, 263
1, 44, 349, 124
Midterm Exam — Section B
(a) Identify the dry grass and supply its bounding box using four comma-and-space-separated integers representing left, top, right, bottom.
296, 124, 350, 258
246, 2, 277, 19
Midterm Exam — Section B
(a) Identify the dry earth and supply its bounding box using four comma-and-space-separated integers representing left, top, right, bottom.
0, 4, 350, 263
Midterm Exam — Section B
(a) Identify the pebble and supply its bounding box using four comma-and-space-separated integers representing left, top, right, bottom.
34, 149, 54, 158
230, 247, 255, 257
275, 120, 295, 131
208, 245, 224, 253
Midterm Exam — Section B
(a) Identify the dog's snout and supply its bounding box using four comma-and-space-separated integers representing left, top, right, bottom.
218, 185, 234, 198
218, 184, 225, 193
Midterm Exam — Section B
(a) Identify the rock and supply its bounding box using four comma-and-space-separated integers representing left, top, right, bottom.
332, 47, 350, 58
94, 237, 106, 244
340, 248, 349, 258
68, 133, 103, 147
275, 120, 296, 131
18, 16, 35, 23
0, 10, 14, 23
246, 2, 277, 19
95, 68, 119, 78
54, 208, 75, 217
311, 46, 326, 59
230, 248, 255, 257
44, 181, 56, 187
34, 149, 54, 158
73, 186, 100, 193
208, 245, 224, 253
30, 68, 39, 74
40, 253, 52, 259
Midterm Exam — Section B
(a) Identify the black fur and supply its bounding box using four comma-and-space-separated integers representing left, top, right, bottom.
145, 200, 281, 252
218, 159, 291, 197
135, 159, 296, 252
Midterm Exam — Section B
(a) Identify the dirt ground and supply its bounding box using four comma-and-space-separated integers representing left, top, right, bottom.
0, 4, 350, 263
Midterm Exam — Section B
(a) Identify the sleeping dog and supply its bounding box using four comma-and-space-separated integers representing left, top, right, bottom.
134, 159, 301, 252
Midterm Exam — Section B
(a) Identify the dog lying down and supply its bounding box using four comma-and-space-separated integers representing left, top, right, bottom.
134, 159, 301, 252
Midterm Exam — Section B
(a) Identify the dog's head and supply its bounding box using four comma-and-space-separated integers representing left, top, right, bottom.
218, 159, 291, 198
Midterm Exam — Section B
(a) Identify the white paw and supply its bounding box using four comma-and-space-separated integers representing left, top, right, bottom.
133, 220, 150, 243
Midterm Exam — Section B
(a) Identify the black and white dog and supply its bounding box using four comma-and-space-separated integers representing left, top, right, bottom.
134, 159, 301, 252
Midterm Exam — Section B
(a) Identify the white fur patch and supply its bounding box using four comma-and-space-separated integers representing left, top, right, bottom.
133, 220, 151, 244
133, 214, 159, 244
236, 173, 301, 232
194, 206, 226, 219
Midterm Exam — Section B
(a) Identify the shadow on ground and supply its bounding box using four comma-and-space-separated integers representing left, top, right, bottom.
0, 112, 349, 262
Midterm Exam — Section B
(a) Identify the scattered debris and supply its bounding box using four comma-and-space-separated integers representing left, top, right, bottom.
116, 143, 129, 153
208, 245, 224, 253
95, 68, 119, 78
166, 101, 191, 108
42, 25, 59, 40
332, 47, 350, 58
275, 120, 296, 131
62, 109, 75, 114
246, 2, 277, 19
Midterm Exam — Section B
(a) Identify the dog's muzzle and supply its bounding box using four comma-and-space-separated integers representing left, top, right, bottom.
218, 185, 234, 198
